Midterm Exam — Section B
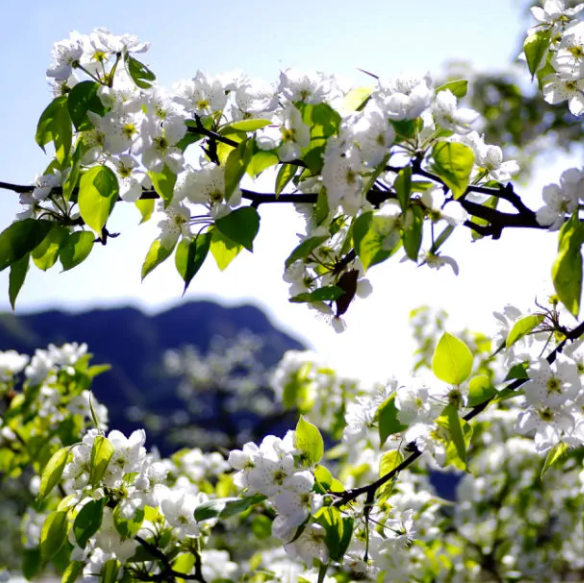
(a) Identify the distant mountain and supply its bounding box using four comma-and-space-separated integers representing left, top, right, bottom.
0, 301, 303, 451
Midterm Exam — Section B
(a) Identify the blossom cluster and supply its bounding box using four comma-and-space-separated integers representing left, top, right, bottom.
14, 27, 525, 332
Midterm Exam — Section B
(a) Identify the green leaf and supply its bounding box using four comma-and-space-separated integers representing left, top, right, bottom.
9, 253, 30, 310
215, 207, 260, 252
343, 86, 374, 111
142, 238, 175, 281
469, 195, 498, 240
101, 559, 120, 583
432, 332, 474, 385
175, 232, 212, 292
67, 81, 107, 131
125, 54, 156, 89
194, 493, 266, 522
60, 231, 94, 271
209, 229, 243, 271
78, 165, 119, 233
73, 499, 105, 548
32, 225, 68, 271
541, 441, 569, 477
524, 29, 551, 79
224, 140, 253, 202
435, 79, 468, 98
63, 138, 88, 201
62, 561, 84, 583
394, 166, 412, 211
289, 286, 344, 304
315, 507, 353, 563
149, 165, 176, 208
248, 149, 279, 177
136, 199, 155, 224
173, 555, 195, 583
314, 464, 333, 490
38, 447, 69, 502
282, 362, 314, 411
285, 235, 328, 269
226, 119, 272, 132
467, 375, 497, 407
379, 449, 404, 478
0, 219, 53, 272
431, 142, 474, 199
378, 394, 407, 446
35, 96, 72, 163
113, 505, 144, 539
552, 212, 584, 317
41, 511, 68, 561
506, 314, 546, 348
296, 415, 324, 465
353, 212, 397, 270
403, 206, 423, 261
445, 404, 467, 468
504, 362, 529, 381
89, 435, 114, 486
22, 547, 42, 581
276, 164, 298, 195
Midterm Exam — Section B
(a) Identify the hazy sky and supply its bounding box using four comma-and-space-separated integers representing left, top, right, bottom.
0, 0, 571, 382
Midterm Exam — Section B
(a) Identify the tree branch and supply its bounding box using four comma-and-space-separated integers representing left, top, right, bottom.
334, 320, 580, 506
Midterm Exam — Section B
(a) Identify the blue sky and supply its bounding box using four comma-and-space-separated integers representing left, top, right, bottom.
0, 0, 568, 381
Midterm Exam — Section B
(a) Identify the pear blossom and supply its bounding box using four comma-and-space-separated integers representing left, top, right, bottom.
432, 90, 480, 135
536, 183, 578, 229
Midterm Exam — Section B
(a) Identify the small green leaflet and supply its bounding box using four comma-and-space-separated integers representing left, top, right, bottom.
444, 404, 467, 469
394, 166, 412, 211
296, 415, 324, 465
541, 441, 569, 477
22, 547, 42, 581
431, 142, 474, 199
506, 313, 545, 348
101, 559, 121, 583
149, 165, 176, 208
432, 332, 473, 385
61, 561, 84, 583
224, 140, 253, 202
276, 164, 298, 195
67, 81, 107, 131
32, 225, 68, 271
285, 235, 328, 269
467, 375, 497, 407
142, 238, 175, 281
40, 511, 69, 560
353, 212, 396, 271
435, 79, 468, 98
210, 229, 242, 271
379, 449, 404, 478
136, 199, 155, 224
9, 253, 29, 310
247, 150, 279, 177
215, 207, 260, 252
403, 206, 424, 261
35, 96, 72, 163
175, 232, 212, 293
113, 505, 144, 539
315, 506, 354, 563
290, 285, 344, 304
78, 165, 119, 234
224, 119, 272, 132
194, 493, 266, 522
73, 498, 105, 548
89, 435, 114, 486
124, 54, 156, 88
552, 212, 584, 317
0, 219, 53, 272
524, 29, 551, 79
38, 447, 69, 502
60, 231, 95, 271
377, 394, 407, 446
